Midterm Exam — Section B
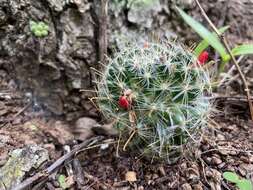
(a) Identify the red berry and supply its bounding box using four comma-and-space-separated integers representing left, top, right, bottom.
118, 96, 130, 109
198, 51, 209, 65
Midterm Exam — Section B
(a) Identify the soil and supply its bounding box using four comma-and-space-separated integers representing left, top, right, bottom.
0, 0, 253, 190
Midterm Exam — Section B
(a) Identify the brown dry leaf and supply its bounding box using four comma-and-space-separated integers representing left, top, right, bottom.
125, 171, 137, 182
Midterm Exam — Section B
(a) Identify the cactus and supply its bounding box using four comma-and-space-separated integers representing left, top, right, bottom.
30, 21, 49, 38
96, 41, 212, 162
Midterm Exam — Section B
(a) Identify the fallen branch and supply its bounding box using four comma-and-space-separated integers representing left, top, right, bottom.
12, 136, 104, 190
194, 0, 253, 120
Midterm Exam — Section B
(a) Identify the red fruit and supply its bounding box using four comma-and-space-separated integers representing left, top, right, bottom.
198, 51, 209, 65
118, 96, 130, 109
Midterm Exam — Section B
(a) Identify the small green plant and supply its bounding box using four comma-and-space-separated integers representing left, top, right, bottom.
223, 171, 253, 190
96, 41, 212, 162
58, 174, 69, 189
29, 20, 49, 38
176, 7, 253, 73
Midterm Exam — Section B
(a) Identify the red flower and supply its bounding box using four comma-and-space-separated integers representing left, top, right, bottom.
118, 96, 130, 109
198, 51, 209, 65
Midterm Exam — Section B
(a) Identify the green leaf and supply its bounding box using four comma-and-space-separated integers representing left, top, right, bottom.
176, 7, 227, 58
58, 174, 68, 190
231, 44, 253, 56
223, 172, 239, 183
236, 179, 253, 190
194, 26, 230, 57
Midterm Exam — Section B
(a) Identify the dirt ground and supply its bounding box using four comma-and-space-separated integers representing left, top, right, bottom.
0, 0, 253, 190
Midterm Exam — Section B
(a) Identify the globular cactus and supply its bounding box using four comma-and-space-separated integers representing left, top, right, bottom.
96, 41, 212, 162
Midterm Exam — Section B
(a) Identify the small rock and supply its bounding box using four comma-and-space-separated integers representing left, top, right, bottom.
125, 171, 137, 182
217, 134, 225, 141
74, 117, 98, 140
218, 162, 226, 169
0, 145, 48, 189
229, 151, 237, 156
211, 156, 222, 165
181, 183, 192, 190
192, 184, 203, 190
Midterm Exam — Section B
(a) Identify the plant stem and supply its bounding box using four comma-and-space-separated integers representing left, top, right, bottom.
193, 0, 253, 120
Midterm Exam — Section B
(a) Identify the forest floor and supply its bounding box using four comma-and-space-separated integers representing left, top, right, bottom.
0, 62, 253, 190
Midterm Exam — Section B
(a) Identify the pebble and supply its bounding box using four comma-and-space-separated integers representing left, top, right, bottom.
192, 184, 203, 190
217, 134, 225, 141
182, 183, 192, 190
74, 117, 97, 140
125, 171, 137, 182
211, 156, 222, 165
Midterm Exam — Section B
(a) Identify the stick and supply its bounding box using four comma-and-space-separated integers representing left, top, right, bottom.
194, 0, 253, 120
73, 159, 86, 189
12, 136, 104, 190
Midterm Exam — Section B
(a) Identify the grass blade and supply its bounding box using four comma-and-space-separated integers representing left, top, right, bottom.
176, 7, 227, 58
232, 44, 253, 56
194, 26, 230, 56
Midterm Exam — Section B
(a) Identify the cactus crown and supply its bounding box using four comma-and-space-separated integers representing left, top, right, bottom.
96, 41, 212, 162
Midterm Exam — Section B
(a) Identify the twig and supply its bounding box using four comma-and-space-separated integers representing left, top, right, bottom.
73, 158, 86, 189
12, 136, 104, 190
123, 129, 136, 151
63, 145, 74, 176
194, 0, 253, 120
